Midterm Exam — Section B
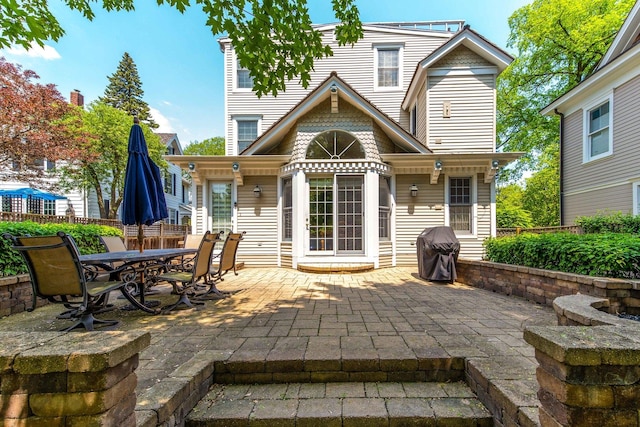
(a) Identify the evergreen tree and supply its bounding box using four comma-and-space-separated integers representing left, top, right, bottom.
99, 52, 157, 128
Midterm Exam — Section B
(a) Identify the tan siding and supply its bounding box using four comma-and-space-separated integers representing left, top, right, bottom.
395, 174, 445, 266
562, 75, 640, 221
379, 241, 393, 268
427, 74, 495, 152
226, 28, 452, 141
195, 185, 205, 235
564, 183, 632, 225
416, 84, 427, 145
235, 176, 278, 266
280, 242, 292, 268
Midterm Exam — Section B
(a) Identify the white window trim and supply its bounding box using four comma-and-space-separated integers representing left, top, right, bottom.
444, 174, 477, 237
373, 43, 404, 91
583, 93, 613, 163
232, 53, 253, 92
409, 103, 417, 136
633, 181, 640, 216
232, 115, 262, 155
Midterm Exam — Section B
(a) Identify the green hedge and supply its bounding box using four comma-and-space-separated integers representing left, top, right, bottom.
0, 221, 123, 277
576, 212, 640, 234
484, 232, 640, 279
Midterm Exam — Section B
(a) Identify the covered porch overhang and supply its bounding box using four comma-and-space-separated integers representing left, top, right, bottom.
381, 152, 523, 183
165, 155, 291, 186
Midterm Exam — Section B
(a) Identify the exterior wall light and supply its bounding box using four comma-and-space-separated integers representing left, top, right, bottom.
253, 185, 262, 198
434, 160, 443, 170
188, 162, 195, 171
410, 184, 418, 197
492, 159, 500, 169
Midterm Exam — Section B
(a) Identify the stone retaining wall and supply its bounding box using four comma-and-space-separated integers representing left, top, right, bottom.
457, 258, 640, 314
524, 325, 640, 426
0, 330, 150, 426
0, 274, 45, 317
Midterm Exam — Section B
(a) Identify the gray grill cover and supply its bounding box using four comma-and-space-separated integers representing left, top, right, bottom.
417, 226, 460, 282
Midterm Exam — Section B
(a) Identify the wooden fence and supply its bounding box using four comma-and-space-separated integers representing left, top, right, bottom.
496, 225, 583, 238
0, 212, 189, 249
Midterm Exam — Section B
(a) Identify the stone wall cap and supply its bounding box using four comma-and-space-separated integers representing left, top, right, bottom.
524, 325, 640, 366
5, 331, 150, 374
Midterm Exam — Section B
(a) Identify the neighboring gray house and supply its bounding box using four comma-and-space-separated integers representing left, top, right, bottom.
542, 1, 640, 224
157, 133, 192, 226
168, 22, 521, 269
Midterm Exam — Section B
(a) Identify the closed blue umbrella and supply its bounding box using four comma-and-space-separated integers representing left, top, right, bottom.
122, 117, 168, 252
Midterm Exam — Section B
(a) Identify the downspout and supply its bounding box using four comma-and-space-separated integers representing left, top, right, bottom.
554, 109, 565, 226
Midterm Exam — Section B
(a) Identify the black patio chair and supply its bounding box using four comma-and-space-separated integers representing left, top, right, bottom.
3, 232, 129, 332
155, 230, 221, 312
197, 231, 245, 299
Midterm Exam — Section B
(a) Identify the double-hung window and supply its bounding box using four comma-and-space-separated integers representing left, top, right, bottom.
584, 96, 612, 162
374, 45, 402, 89
448, 177, 472, 233
234, 117, 260, 154
236, 59, 253, 89
282, 177, 292, 241
379, 176, 391, 239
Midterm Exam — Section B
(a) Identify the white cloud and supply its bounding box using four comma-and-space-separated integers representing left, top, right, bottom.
6, 43, 61, 60
150, 107, 175, 133
161, 100, 172, 106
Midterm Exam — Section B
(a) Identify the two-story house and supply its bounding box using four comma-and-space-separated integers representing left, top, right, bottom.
541, 1, 640, 224
168, 22, 521, 270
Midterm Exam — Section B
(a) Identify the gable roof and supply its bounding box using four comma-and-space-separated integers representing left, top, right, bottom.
242, 72, 431, 156
541, 1, 640, 115
156, 133, 183, 155
598, 0, 640, 68
402, 25, 513, 110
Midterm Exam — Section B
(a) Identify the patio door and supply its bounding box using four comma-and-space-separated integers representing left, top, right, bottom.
308, 175, 364, 255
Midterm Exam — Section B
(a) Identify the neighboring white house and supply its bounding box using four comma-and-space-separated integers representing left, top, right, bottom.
541, 0, 640, 224
0, 90, 191, 224
167, 22, 522, 269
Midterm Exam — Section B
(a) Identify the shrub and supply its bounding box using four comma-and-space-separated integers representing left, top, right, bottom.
0, 221, 122, 277
484, 232, 640, 279
576, 212, 640, 234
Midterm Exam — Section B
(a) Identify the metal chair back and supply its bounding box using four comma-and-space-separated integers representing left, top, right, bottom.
99, 236, 127, 252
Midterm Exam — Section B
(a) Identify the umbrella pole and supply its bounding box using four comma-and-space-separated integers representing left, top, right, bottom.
138, 224, 144, 253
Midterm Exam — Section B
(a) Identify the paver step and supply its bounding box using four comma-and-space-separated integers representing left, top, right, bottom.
297, 263, 375, 273
186, 381, 492, 426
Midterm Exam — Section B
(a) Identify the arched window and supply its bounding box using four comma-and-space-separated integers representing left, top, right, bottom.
306, 130, 365, 159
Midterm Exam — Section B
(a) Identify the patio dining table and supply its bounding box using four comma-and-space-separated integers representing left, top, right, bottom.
79, 248, 197, 314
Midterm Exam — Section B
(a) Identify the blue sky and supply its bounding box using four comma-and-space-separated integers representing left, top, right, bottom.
1, 0, 531, 146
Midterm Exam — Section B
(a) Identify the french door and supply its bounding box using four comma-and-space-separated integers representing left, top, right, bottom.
308, 175, 364, 255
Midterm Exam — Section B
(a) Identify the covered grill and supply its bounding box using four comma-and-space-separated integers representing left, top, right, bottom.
417, 226, 460, 282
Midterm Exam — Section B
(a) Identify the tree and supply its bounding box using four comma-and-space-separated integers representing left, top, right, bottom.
57, 102, 166, 219
99, 52, 157, 128
522, 144, 560, 227
0, 57, 88, 187
0, 0, 363, 98
496, 184, 533, 228
184, 137, 225, 156
497, 0, 634, 175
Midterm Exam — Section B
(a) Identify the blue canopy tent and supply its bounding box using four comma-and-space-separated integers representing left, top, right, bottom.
0, 188, 66, 201
122, 117, 168, 252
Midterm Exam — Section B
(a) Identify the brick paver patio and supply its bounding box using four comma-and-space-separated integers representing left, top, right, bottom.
0, 267, 556, 425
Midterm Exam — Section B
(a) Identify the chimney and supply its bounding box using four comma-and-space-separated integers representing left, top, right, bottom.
70, 89, 84, 107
